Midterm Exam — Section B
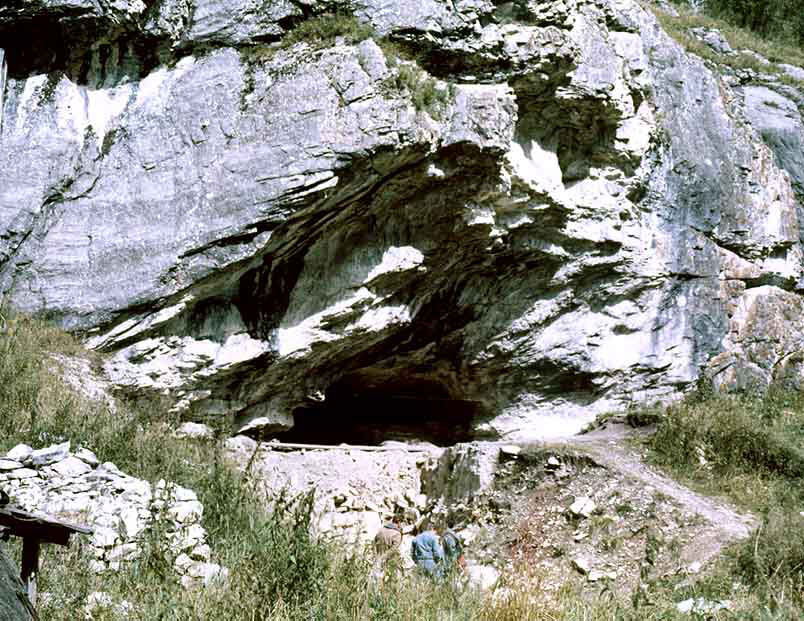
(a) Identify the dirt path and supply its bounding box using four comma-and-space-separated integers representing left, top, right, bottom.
465, 426, 759, 594
551, 424, 756, 565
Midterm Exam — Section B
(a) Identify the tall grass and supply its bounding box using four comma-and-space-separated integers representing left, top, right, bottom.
644, 385, 804, 614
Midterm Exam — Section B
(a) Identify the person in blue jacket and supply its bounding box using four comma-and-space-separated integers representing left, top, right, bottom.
410, 527, 445, 579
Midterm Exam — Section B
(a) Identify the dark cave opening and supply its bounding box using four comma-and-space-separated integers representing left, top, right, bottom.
0, 16, 161, 83
275, 397, 481, 446
273, 376, 485, 447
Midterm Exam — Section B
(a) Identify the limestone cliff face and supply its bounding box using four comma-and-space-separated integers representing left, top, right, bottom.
1, 0, 802, 439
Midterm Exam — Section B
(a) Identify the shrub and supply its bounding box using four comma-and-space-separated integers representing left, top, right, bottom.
384, 61, 453, 119
280, 12, 374, 51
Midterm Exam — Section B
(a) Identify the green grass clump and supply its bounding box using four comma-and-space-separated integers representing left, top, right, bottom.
642, 385, 804, 614
280, 12, 374, 51
0, 307, 103, 449
384, 62, 454, 119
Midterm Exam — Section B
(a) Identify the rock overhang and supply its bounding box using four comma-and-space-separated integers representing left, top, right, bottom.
0, 0, 803, 441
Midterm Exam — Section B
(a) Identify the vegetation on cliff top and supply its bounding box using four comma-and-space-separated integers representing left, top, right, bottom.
694, 0, 804, 48
649, 1, 804, 87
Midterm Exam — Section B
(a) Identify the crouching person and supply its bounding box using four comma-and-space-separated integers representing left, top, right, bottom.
442, 528, 465, 575
374, 521, 402, 559
411, 527, 445, 580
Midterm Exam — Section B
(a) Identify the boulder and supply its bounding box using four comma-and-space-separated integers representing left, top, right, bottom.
422, 443, 498, 503
30, 442, 71, 468
689, 27, 734, 54
465, 564, 500, 591
569, 496, 597, 519
5, 445, 32, 464
0, 459, 22, 471
50, 456, 93, 478
175, 422, 215, 440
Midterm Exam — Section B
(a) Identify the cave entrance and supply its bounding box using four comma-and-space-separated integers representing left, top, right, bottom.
273, 374, 484, 447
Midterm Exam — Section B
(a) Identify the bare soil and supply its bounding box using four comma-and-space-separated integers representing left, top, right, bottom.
465, 423, 756, 599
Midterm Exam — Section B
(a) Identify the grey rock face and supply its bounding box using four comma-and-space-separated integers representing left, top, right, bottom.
0, 544, 34, 621
1, 0, 803, 440
740, 85, 804, 232
0, 48, 6, 132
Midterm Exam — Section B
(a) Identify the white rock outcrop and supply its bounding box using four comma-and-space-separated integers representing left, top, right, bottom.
1, 0, 803, 442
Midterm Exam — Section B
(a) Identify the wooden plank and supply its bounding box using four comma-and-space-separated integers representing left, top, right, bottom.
259, 441, 436, 452
20, 538, 39, 608
0, 507, 91, 545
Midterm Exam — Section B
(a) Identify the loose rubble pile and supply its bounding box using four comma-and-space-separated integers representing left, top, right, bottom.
0, 441, 226, 588
466, 444, 752, 601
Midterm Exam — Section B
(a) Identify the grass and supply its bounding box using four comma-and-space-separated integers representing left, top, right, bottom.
279, 12, 374, 51
383, 62, 454, 119
646, 2, 804, 88
4, 308, 804, 618
377, 41, 456, 120
241, 12, 374, 67
639, 384, 804, 616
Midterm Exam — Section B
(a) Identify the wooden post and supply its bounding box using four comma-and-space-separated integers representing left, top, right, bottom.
20, 538, 40, 608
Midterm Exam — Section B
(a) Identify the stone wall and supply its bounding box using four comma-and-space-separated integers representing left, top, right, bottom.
0, 441, 225, 588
